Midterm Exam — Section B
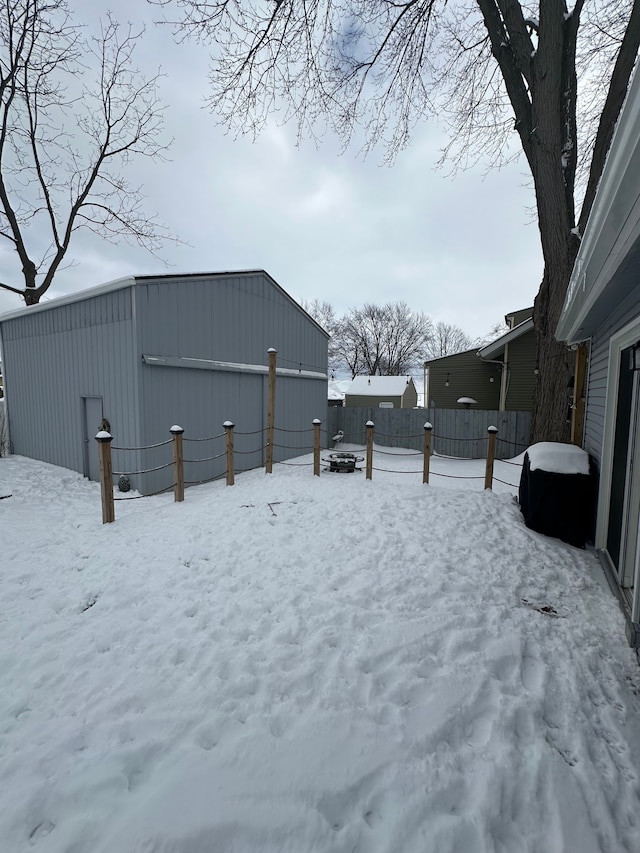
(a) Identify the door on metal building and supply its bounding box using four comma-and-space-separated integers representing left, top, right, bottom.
82, 396, 103, 482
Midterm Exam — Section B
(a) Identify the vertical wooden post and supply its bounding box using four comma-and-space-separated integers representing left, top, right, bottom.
265, 348, 277, 473
224, 421, 235, 486
365, 420, 374, 481
171, 425, 185, 502
485, 425, 498, 490
571, 343, 588, 446
423, 422, 433, 484
313, 418, 321, 476
95, 431, 115, 524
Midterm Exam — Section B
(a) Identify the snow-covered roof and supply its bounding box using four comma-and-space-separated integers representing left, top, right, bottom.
346, 376, 414, 397
328, 380, 348, 400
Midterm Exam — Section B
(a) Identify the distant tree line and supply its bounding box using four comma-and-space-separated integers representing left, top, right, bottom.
301, 299, 503, 378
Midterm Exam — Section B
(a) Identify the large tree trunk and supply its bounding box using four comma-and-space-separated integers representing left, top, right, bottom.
531, 258, 576, 443
527, 2, 580, 444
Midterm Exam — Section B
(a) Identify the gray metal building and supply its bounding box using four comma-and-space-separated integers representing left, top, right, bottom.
0, 271, 329, 494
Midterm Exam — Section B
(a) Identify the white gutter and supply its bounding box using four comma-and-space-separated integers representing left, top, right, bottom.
478, 317, 534, 360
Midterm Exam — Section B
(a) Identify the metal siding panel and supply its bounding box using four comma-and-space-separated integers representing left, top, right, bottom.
1, 274, 327, 494
135, 272, 327, 491
136, 363, 268, 493
0, 288, 137, 479
137, 273, 327, 374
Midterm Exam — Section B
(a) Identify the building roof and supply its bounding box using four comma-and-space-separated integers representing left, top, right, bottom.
328, 380, 348, 400
423, 347, 481, 367
0, 270, 330, 338
505, 307, 533, 327
346, 376, 415, 396
478, 317, 534, 360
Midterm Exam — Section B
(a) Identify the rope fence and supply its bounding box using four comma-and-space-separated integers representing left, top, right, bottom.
91, 345, 526, 523
95, 418, 524, 524
183, 432, 226, 443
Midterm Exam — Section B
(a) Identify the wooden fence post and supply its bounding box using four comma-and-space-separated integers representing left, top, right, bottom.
171, 425, 185, 502
224, 421, 235, 486
95, 430, 115, 524
313, 418, 321, 476
366, 420, 374, 480
265, 348, 277, 473
485, 425, 498, 490
423, 422, 432, 484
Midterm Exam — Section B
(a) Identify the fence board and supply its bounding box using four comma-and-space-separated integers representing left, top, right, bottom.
328, 407, 531, 459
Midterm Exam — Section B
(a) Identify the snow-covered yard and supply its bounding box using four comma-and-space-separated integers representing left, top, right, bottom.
2, 449, 640, 853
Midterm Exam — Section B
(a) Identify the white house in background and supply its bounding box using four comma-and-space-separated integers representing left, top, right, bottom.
328, 379, 348, 407
344, 376, 418, 409
557, 66, 640, 648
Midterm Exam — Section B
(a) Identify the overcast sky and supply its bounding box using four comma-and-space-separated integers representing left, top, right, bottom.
0, 0, 543, 339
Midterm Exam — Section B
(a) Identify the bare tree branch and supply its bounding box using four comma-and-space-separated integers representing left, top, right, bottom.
0, 1, 178, 305
158, 0, 640, 440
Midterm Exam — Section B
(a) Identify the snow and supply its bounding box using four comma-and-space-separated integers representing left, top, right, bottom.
527, 441, 591, 475
328, 380, 347, 401
346, 376, 414, 397
2, 448, 640, 853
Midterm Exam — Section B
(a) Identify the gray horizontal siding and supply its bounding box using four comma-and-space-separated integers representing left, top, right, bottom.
345, 394, 403, 408
585, 281, 640, 464
504, 332, 537, 411
426, 350, 500, 409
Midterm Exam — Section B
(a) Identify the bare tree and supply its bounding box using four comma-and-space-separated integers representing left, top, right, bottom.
156, 0, 640, 441
472, 320, 510, 348
334, 301, 432, 377
0, 1, 175, 306
426, 321, 473, 358
300, 298, 341, 368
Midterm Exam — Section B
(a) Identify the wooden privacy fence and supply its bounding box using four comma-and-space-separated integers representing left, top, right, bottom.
327, 406, 531, 459
94, 420, 522, 523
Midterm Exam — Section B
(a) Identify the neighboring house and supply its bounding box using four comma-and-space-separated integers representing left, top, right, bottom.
425, 308, 536, 410
0, 270, 329, 494
424, 348, 498, 409
344, 376, 418, 409
556, 65, 640, 647
477, 311, 536, 411
328, 379, 347, 407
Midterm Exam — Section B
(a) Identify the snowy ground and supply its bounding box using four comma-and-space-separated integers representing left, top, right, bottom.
2, 448, 640, 853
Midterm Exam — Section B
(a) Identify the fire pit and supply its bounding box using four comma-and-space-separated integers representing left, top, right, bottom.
323, 451, 364, 473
